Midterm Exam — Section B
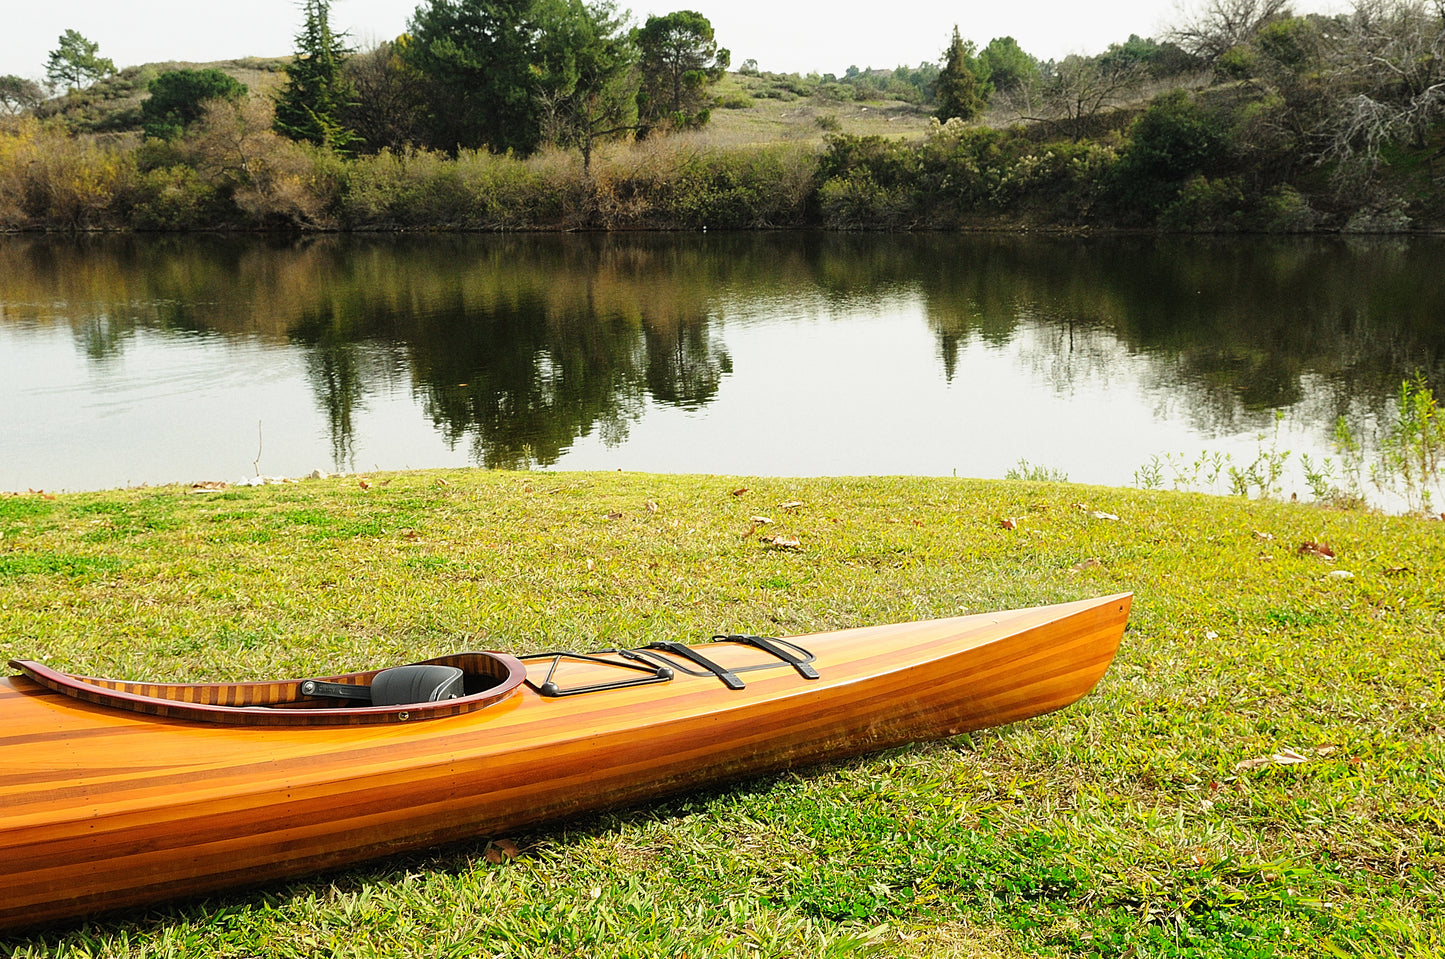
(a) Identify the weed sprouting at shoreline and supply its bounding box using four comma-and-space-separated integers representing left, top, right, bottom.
1133, 377, 1445, 516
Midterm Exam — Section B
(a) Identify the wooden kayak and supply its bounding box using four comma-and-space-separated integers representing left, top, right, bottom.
0, 593, 1129, 931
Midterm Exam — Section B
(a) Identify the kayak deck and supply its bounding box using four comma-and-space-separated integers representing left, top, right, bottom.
0, 593, 1130, 931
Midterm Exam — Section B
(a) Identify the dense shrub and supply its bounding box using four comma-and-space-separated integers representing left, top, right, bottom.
181, 98, 335, 228
1157, 174, 1247, 231
141, 69, 247, 140
815, 122, 1119, 228
0, 119, 133, 229
1110, 90, 1228, 219
126, 164, 225, 230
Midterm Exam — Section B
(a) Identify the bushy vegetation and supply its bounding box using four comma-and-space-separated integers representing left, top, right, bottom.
4, 0, 1444, 233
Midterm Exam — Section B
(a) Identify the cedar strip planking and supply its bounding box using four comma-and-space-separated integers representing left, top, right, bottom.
0, 594, 1129, 931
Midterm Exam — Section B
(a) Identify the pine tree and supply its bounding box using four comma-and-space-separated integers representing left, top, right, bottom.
274, 0, 358, 151
935, 26, 986, 122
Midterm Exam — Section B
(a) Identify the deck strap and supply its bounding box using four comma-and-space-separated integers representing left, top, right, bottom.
644, 642, 746, 690
715, 634, 820, 680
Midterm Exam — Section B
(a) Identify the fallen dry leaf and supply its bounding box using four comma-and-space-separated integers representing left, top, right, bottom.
645, 500, 659, 513
730, 487, 748, 497
358, 479, 372, 490
1297, 541, 1335, 560
1253, 530, 1274, 541
761, 534, 802, 549
751, 516, 773, 525
778, 500, 804, 510
1235, 747, 1310, 771
605, 511, 624, 520
1326, 569, 1355, 580
999, 517, 1018, 530
1071, 557, 1103, 572
585, 559, 595, 572
1236, 751, 1335, 774
1091, 510, 1120, 521
1384, 565, 1409, 576
484, 838, 520, 864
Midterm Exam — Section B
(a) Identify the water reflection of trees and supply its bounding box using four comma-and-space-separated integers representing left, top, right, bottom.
3, 233, 1443, 463
278, 236, 735, 468
902, 235, 1445, 439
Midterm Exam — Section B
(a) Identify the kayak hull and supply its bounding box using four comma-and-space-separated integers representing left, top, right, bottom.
0, 593, 1129, 931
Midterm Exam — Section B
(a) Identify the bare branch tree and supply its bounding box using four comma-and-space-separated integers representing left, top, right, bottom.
1170, 0, 1294, 60
1319, 0, 1445, 182
1019, 56, 1148, 139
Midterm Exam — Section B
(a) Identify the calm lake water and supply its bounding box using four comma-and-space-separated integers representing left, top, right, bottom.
2, 233, 1442, 499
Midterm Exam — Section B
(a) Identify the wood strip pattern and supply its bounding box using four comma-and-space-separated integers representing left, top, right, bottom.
0, 594, 1130, 932
8, 652, 528, 725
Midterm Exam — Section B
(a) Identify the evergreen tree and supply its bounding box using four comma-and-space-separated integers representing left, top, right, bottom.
45, 30, 115, 93
0, 75, 45, 115
142, 69, 248, 140
274, 0, 358, 151
634, 10, 729, 129
404, 0, 544, 155
535, 0, 639, 173
978, 37, 1037, 93
935, 26, 986, 122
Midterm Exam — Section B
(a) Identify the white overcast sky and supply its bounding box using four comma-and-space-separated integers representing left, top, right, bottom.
3, 0, 1345, 83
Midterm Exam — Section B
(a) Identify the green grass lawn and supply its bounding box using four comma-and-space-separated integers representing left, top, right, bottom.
2, 470, 1441, 958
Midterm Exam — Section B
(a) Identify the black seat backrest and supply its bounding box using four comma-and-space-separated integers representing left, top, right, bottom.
369, 664, 466, 705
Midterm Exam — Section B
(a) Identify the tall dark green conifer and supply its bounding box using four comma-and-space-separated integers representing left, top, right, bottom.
275, 0, 357, 151
935, 26, 986, 122
404, 0, 544, 156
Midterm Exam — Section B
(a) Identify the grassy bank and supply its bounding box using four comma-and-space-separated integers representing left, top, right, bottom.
1, 470, 1441, 957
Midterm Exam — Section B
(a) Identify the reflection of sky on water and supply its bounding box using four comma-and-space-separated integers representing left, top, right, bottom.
552, 300, 1318, 491
0, 325, 471, 491
0, 291, 1387, 503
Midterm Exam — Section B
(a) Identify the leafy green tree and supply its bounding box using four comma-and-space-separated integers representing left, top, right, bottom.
1096, 34, 1204, 79
45, 30, 115, 92
935, 26, 986, 121
535, 0, 640, 172
1112, 90, 1227, 215
141, 69, 247, 140
0, 75, 45, 115
978, 37, 1037, 93
404, 0, 546, 154
275, 0, 358, 151
634, 10, 730, 129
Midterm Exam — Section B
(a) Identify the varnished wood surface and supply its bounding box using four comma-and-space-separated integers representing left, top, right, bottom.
0, 593, 1130, 931
9, 652, 528, 725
